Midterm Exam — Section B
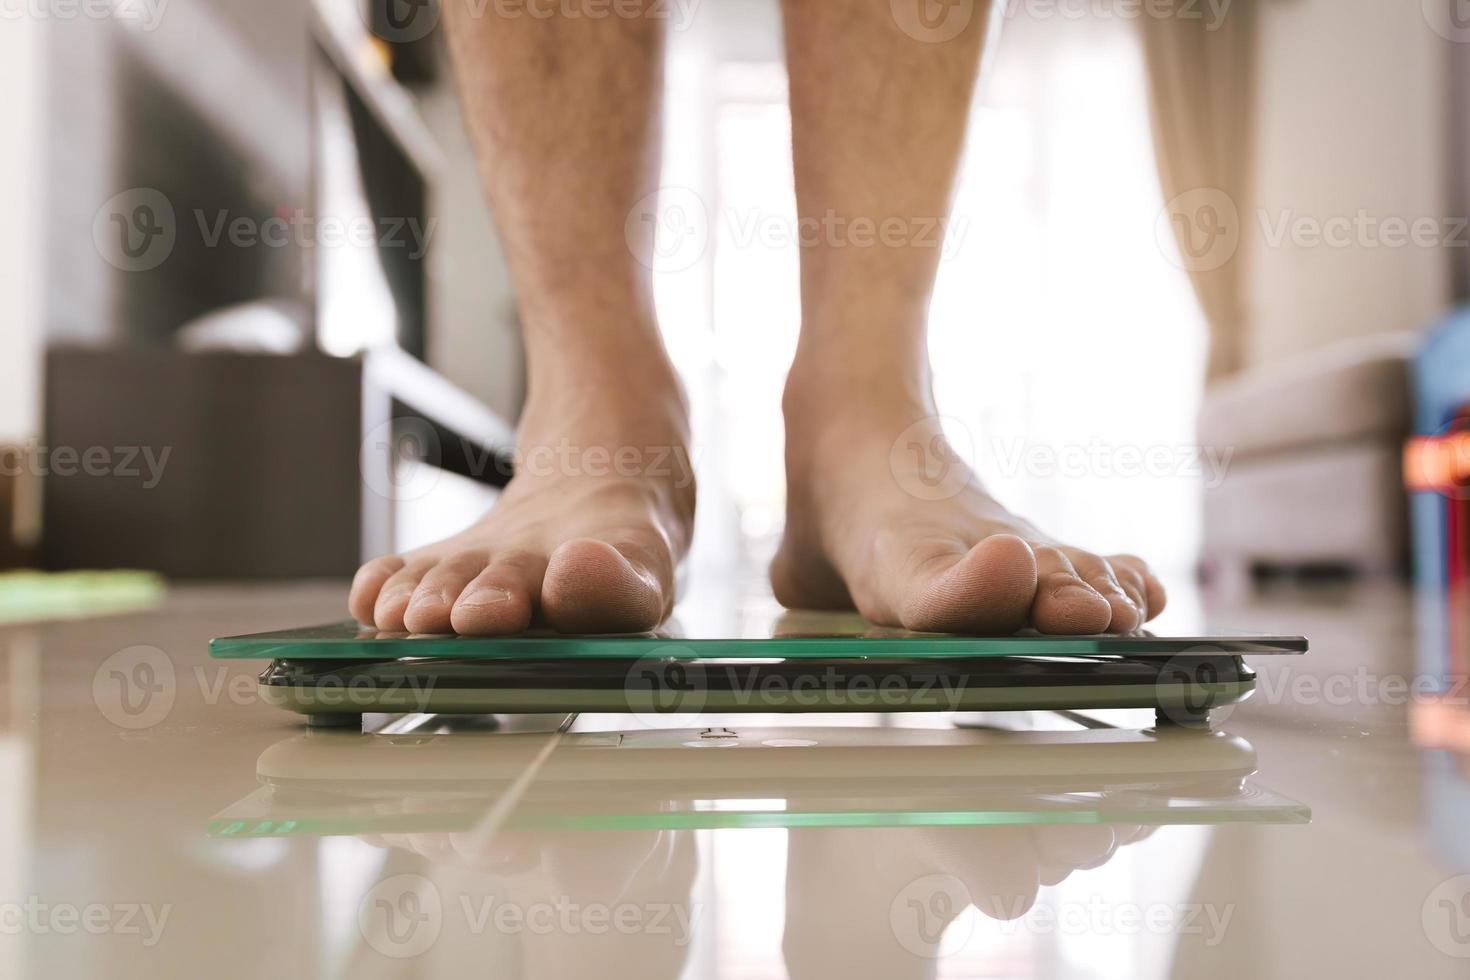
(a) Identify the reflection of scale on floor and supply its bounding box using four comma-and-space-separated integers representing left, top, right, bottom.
207, 721, 1311, 839
211, 611, 1307, 731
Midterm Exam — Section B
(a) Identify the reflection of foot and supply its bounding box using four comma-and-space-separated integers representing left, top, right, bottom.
784, 824, 1147, 977
361, 828, 699, 980
349, 364, 695, 635
773, 377, 1165, 634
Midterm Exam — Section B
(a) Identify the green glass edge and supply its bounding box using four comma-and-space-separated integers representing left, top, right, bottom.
207, 804, 1311, 838
211, 620, 1307, 661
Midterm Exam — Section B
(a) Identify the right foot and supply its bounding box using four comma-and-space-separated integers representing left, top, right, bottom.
348, 363, 695, 635
772, 368, 1165, 635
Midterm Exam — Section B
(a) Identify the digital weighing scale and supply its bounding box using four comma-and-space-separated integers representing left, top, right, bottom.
209, 611, 1307, 730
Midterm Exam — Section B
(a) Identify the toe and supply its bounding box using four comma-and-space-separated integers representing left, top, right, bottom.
1028, 546, 1113, 634
1031, 825, 1118, 870
350, 554, 404, 626
1145, 577, 1168, 619
1104, 554, 1150, 622
451, 549, 547, 635
1065, 550, 1141, 633
541, 537, 669, 634
897, 533, 1038, 634
919, 826, 1042, 921
372, 560, 435, 632
404, 551, 489, 634
1108, 553, 1167, 622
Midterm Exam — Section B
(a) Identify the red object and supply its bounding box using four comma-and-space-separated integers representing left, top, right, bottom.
1408, 414, 1470, 687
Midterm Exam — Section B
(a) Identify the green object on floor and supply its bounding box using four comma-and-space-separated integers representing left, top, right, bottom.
0, 570, 166, 624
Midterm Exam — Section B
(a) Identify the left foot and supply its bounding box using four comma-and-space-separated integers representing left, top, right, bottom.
772, 369, 1166, 634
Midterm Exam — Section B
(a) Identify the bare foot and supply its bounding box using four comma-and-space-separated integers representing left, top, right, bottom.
349, 363, 694, 635
772, 374, 1165, 635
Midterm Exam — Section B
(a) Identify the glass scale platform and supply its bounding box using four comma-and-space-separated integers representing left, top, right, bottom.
211, 610, 1307, 730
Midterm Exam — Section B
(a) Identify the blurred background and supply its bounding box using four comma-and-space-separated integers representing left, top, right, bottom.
0, 0, 1461, 621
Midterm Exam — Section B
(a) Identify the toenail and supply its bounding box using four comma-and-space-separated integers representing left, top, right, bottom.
1052, 583, 1102, 601
459, 587, 511, 606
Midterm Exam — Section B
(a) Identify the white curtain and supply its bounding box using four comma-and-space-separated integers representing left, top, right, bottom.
1139, 0, 1260, 383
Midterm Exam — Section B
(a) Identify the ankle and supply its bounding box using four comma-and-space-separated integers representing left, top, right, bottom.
522, 379, 688, 438
782, 367, 932, 502
526, 302, 685, 395
783, 349, 934, 433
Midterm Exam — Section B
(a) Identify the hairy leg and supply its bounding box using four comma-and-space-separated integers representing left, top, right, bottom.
350, 1, 695, 634
772, 0, 1164, 633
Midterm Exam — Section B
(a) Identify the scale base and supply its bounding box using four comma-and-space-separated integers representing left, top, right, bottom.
262, 654, 1252, 732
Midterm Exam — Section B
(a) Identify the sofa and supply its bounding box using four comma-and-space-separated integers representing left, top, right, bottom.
1197, 331, 1418, 582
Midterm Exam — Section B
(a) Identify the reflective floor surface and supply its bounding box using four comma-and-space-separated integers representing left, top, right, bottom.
0, 579, 1466, 978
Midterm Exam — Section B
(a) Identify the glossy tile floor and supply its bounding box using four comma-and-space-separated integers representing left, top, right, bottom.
0, 577, 1467, 978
